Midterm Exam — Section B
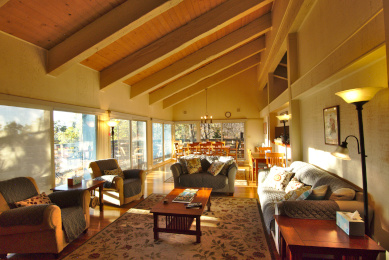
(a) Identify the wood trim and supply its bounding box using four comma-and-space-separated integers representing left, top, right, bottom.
150, 37, 266, 104
163, 54, 261, 108
291, 10, 385, 100
257, 0, 305, 90
130, 13, 272, 98
47, 0, 184, 76
100, 0, 273, 90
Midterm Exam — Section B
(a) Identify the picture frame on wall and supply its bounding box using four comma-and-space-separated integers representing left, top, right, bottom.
323, 105, 340, 145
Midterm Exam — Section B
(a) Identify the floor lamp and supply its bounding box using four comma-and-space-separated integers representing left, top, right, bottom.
276, 114, 291, 167
331, 87, 383, 236
107, 120, 118, 158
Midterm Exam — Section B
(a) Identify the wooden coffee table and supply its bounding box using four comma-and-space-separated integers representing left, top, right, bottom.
150, 187, 212, 243
274, 215, 385, 259
52, 179, 106, 212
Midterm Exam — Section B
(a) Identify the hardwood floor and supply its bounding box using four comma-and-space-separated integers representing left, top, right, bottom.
6, 162, 279, 259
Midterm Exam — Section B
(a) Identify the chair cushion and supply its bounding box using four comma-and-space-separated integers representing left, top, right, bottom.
0, 177, 38, 209
179, 172, 227, 190
95, 159, 119, 172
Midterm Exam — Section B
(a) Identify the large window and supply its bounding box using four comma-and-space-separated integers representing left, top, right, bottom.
132, 121, 147, 169
174, 123, 197, 144
0, 105, 51, 192
54, 111, 96, 185
152, 123, 163, 164
111, 119, 131, 169
201, 123, 222, 142
222, 122, 245, 159
164, 124, 172, 159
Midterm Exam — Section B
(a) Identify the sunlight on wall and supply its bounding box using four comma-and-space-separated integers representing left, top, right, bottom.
307, 147, 341, 175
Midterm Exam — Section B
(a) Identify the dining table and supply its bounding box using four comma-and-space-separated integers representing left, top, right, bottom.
250, 152, 267, 183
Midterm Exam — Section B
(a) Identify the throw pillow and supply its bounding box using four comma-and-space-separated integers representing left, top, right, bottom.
104, 167, 125, 179
186, 158, 202, 174
284, 177, 304, 193
207, 161, 225, 176
282, 186, 312, 201
308, 185, 329, 200
329, 188, 355, 201
178, 157, 189, 174
15, 192, 52, 207
264, 166, 294, 191
218, 156, 235, 176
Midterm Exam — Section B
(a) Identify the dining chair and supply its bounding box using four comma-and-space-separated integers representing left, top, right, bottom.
199, 142, 212, 155
256, 147, 272, 154
228, 142, 239, 162
265, 152, 286, 167
174, 142, 186, 161
188, 142, 200, 155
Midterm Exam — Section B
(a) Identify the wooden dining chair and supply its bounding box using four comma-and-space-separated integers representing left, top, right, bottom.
199, 142, 212, 155
174, 142, 186, 161
256, 147, 272, 154
228, 142, 239, 162
265, 152, 286, 167
188, 142, 200, 155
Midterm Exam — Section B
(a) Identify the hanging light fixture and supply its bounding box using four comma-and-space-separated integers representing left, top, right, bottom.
201, 88, 213, 124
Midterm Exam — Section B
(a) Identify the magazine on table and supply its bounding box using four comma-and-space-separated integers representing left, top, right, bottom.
172, 188, 199, 203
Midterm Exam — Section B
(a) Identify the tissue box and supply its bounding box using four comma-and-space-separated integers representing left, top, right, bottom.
68, 176, 83, 186
336, 211, 365, 236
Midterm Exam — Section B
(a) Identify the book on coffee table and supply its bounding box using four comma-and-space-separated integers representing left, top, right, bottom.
172, 188, 199, 203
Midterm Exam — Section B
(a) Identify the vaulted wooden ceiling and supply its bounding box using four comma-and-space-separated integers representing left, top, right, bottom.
0, 0, 275, 108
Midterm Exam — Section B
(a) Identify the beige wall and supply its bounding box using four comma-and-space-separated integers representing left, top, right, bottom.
173, 68, 264, 153
296, 0, 389, 256
0, 31, 173, 121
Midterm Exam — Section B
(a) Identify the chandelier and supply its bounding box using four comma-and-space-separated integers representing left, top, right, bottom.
201, 88, 212, 124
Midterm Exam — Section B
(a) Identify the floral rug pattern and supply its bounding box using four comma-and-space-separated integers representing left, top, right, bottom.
64, 194, 272, 259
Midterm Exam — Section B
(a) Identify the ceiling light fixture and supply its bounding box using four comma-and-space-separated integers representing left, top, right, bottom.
201, 88, 213, 124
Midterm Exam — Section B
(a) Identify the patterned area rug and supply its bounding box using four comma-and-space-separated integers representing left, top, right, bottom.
64, 194, 272, 259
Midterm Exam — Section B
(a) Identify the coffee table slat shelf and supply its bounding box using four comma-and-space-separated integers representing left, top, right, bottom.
150, 188, 212, 243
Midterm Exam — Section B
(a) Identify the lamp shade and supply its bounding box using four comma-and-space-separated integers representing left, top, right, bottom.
107, 120, 118, 127
335, 87, 384, 103
331, 142, 351, 160
276, 114, 291, 121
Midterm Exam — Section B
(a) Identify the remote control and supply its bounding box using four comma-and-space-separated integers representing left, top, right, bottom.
186, 202, 202, 208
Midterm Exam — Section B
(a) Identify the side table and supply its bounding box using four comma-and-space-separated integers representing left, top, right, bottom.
274, 215, 385, 259
52, 179, 106, 212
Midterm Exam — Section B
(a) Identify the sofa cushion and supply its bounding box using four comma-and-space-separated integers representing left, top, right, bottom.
264, 167, 293, 191
179, 172, 227, 190
218, 156, 235, 176
308, 185, 329, 200
207, 161, 225, 176
14, 192, 52, 208
186, 158, 202, 174
282, 186, 312, 201
285, 177, 304, 193
329, 188, 355, 201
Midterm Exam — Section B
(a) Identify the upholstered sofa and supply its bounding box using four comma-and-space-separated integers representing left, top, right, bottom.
170, 155, 237, 195
257, 161, 372, 235
0, 177, 90, 257
89, 159, 146, 206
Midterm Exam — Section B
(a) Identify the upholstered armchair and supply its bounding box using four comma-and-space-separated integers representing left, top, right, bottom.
0, 177, 90, 258
89, 159, 146, 206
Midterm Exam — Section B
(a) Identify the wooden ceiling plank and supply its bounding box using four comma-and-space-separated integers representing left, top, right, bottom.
149, 36, 266, 104
130, 13, 271, 98
0, 0, 10, 8
100, 0, 273, 90
47, 0, 184, 76
163, 54, 261, 108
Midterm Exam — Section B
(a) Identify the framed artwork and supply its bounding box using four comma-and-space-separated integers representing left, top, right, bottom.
323, 106, 340, 145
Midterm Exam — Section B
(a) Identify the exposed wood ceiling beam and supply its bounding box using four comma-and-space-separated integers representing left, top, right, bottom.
130, 13, 272, 98
100, 0, 273, 90
163, 54, 261, 108
0, 0, 9, 8
47, 0, 184, 76
257, 0, 307, 90
149, 37, 265, 104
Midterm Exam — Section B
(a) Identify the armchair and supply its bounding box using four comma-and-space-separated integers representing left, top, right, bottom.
0, 177, 90, 258
89, 159, 146, 206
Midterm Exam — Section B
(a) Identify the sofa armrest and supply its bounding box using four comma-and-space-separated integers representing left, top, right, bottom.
226, 163, 237, 191
49, 190, 89, 209
170, 163, 183, 187
0, 204, 62, 236
123, 169, 143, 179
